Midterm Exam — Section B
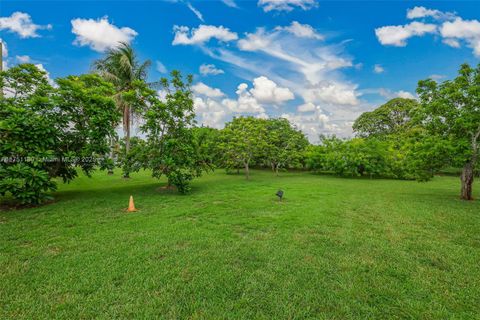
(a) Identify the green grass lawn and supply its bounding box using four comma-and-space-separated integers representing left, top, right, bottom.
1, 170, 480, 319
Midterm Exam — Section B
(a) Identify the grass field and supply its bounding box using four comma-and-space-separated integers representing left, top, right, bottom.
1, 170, 480, 319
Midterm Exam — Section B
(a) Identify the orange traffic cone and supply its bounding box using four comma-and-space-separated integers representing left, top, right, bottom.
127, 195, 138, 212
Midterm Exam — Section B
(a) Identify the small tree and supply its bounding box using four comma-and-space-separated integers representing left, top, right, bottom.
220, 117, 267, 179
139, 71, 208, 193
416, 63, 480, 200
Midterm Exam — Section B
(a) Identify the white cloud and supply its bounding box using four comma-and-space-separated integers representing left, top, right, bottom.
192, 82, 225, 98
375, 21, 437, 47
302, 81, 359, 106
222, 0, 238, 8
440, 18, 480, 56
71, 16, 137, 52
378, 88, 416, 100
407, 6, 441, 20
406, 6, 456, 21
250, 76, 294, 104
258, 0, 318, 12
35, 63, 55, 86
373, 64, 384, 73
156, 60, 167, 74
281, 109, 348, 141
297, 102, 317, 112
378, 7, 480, 57
187, 3, 204, 22
193, 77, 292, 128
194, 97, 229, 128
172, 25, 238, 45
0, 12, 52, 38
223, 83, 266, 113
277, 21, 324, 40
16, 55, 31, 63
237, 28, 271, 51
199, 63, 224, 75
396, 90, 416, 99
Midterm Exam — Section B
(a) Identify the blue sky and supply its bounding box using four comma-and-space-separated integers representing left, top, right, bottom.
1, 0, 480, 140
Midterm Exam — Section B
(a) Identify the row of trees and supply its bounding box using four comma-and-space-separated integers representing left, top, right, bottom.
307, 63, 480, 200
122, 117, 309, 181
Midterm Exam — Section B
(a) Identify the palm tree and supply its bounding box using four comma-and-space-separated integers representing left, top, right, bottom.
93, 42, 151, 177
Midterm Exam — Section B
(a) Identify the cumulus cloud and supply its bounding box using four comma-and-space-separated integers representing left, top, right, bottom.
302, 81, 359, 106
258, 0, 318, 12
199, 63, 224, 75
375, 21, 437, 47
192, 82, 225, 98
406, 6, 455, 21
193, 76, 293, 128
407, 6, 441, 20
373, 64, 384, 73
194, 96, 229, 128
71, 16, 137, 52
378, 7, 480, 57
249, 76, 294, 104
172, 25, 238, 45
0, 12, 52, 38
277, 21, 324, 40
440, 18, 480, 56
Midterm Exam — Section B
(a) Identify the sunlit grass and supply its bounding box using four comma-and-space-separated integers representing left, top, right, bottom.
1, 170, 479, 318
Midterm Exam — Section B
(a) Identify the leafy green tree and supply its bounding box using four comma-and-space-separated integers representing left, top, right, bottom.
93, 42, 151, 177
263, 118, 309, 175
139, 71, 208, 193
191, 127, 221, 168
220, 117, 267, 179
0, 64, 119, 205
353, 98, 418, 138
416, 63, 480, 200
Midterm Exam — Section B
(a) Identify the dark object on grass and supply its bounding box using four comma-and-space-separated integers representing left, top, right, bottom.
276, 190, 284, 201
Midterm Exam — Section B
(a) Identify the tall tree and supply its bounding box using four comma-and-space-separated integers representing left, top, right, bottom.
353, 98, 418, 138
93, 42, 151, 177
416, 63, 480, 200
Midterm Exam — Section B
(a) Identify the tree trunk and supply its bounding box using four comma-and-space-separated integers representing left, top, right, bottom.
461, 162, 474, 200
107, 137, 115, 175
245, 162, 250, 180
275, 165, 279, 176
123, 105, 130, 178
